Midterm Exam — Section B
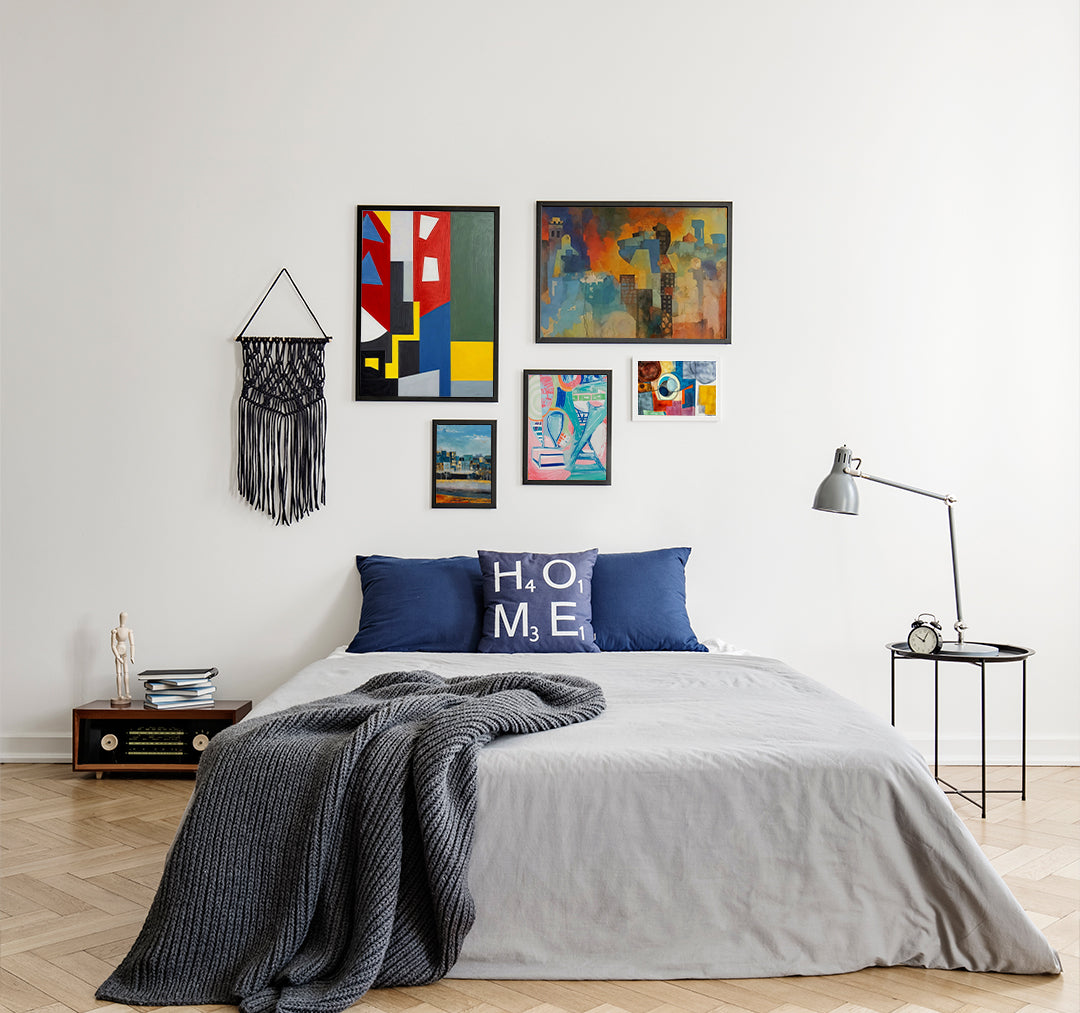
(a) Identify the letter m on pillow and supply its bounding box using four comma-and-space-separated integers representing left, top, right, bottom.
494, 601, 530, 640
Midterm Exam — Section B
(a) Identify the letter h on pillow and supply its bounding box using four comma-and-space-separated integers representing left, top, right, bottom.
477, 549, 601, 653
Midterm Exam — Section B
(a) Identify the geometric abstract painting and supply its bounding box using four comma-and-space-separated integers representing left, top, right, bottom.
523, 370, 611, 485
537, 202, 731, 343
356, 206, 499, 401
633, 359, 719, 421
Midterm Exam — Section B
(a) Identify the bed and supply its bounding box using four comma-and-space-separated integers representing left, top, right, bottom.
97, 548, 1060, 1013
250, 644, 1060, 980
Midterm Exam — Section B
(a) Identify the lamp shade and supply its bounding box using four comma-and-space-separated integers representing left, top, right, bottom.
813, 446, 859, 514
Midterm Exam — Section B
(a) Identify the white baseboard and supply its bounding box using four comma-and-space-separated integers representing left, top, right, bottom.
906, 736, 1080, 767
3, 733, 1079, 767
1, 733, 72, 764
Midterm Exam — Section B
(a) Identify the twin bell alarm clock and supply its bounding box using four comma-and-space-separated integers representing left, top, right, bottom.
907, 613, 943, 654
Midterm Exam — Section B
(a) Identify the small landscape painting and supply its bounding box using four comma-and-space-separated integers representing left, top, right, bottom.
431, 420, 496, 508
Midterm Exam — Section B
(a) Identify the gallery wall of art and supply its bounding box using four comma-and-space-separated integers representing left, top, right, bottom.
1, 0, 1077, 763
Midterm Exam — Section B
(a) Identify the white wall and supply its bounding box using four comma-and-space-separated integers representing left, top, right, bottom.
2, 0, 1077, 763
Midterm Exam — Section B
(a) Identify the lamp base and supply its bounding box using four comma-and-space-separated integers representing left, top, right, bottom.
940, 641, 1000, 657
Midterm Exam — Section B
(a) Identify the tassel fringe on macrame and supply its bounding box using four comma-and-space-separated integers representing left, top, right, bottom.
238, 337, 328, 525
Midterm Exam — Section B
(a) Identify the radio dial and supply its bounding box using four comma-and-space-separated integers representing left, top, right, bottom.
192, 733, 210, 752
101, 733, 119, 752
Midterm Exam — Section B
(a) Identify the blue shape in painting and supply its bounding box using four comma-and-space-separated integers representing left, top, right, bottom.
685, 361, 716, 383
546, 277, 583, 335
438, 424, 490, 456
544, 409, 566, 444
362, 214, 384, 243
566, 401, 606, 474
616, 235, 661, 272
361, 252, 383, 286
418, 302, 452, 398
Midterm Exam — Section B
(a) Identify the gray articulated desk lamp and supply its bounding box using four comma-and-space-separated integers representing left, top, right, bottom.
813, 445, 998, 656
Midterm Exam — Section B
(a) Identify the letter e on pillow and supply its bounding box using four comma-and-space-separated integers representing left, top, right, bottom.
550, 601, 582, 638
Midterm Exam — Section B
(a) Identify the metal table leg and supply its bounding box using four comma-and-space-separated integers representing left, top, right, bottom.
933, 658, 939, 782
891, 653, 896, 726
980, 659, 987, 818
1022, 658, 1027, 801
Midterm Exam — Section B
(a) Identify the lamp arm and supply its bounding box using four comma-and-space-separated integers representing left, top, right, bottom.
846, 467, 966, 643
844, 468, 955, 504
947, 502, 966, 643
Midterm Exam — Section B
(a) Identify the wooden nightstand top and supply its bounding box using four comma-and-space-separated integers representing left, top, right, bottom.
75, 699, 252, 717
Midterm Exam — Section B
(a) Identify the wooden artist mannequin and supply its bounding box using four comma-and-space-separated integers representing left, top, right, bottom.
110, 611, 134, 706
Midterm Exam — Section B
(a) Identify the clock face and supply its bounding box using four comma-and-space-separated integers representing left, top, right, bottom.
908, 625, 939, 654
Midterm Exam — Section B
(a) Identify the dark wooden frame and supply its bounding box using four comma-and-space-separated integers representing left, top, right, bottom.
522, 370, 612, 486
536, 201, 732, 344
431, 419, 497, 509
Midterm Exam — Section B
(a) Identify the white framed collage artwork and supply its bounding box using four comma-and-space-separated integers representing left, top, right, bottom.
632, 359, 719, 422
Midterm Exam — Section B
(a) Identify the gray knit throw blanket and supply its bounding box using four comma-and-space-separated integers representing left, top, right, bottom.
97, 669, 605, 1013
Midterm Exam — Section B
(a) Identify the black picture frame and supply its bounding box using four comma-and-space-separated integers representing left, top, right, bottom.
357, 205, 499, 401
431, 419, 496, 509
522, 370, 612, 486
536, 201, 731, 344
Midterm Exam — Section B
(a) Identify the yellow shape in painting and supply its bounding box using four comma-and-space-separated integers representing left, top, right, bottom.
364, 357, 380, 370
386, 304, 421, 380
698, 385, 717, 416
373, 210, 392, 232
386, 336, 419, 379
451, 341, 494, 381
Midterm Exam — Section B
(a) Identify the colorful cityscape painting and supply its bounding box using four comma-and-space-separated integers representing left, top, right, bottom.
634, 359, 719, 422
523, 371, 611, 485
536, 202, 731, 343
431, 420, 495, 508
357, 206, 498, 401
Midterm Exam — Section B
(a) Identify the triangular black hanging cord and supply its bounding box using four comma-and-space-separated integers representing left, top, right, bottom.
236, 267, 332, 341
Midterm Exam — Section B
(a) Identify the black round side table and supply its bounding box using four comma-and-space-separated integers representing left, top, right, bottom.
887, 642, 1033, 818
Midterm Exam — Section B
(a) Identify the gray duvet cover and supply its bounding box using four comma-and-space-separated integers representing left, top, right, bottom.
251, 648, 1060, 978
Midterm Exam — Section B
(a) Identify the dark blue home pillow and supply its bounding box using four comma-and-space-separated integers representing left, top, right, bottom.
477, 549, 601, 653
346, 554, 483, 653
591, 547, 708, 652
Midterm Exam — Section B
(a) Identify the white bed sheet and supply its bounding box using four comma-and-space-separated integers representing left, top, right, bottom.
251, 648, 1060, 979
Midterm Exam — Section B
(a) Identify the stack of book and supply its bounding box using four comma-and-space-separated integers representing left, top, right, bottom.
138, 668, 219, 709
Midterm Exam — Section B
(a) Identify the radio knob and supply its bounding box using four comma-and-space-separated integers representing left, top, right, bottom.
101, 733, 119, 752
192, 733, 210, 752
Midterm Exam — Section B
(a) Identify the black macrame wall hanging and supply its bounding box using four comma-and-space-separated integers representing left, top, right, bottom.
236, 268, 331, 525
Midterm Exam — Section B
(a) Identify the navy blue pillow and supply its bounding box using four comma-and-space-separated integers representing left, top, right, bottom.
591, 547, 708, 652
346, 555, 483, 653
477, 549, 601, 653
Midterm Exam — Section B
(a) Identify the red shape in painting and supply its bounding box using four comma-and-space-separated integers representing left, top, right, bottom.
414, 211, 450, 314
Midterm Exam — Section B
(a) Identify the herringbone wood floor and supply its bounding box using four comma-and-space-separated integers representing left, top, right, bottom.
1, 764, 1077, 1013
